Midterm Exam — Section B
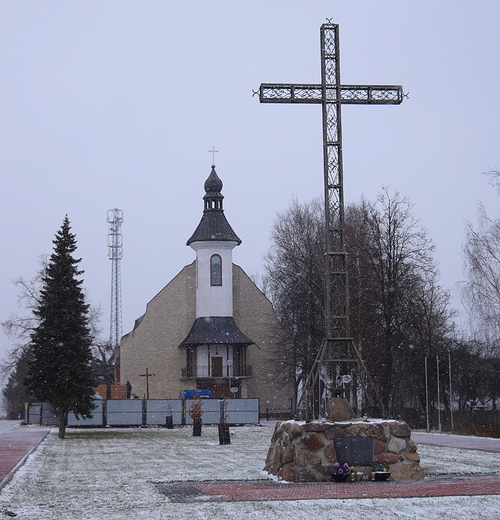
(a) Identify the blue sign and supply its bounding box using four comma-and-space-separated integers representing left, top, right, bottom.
179, 389, 213, 399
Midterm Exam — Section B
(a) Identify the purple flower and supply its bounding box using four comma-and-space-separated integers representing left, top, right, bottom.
338, 468, 343, 474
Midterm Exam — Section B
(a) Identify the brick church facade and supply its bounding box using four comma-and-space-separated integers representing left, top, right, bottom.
118, 166, 292, 413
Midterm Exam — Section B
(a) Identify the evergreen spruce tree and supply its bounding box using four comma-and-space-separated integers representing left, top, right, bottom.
2, 349, 31, 419
26, 217, 95, 438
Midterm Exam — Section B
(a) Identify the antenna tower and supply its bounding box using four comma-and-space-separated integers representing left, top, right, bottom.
107, 209, 123, 348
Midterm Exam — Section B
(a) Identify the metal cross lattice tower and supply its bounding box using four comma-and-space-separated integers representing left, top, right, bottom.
258, 22, 403, 416
107, 209, 123, 349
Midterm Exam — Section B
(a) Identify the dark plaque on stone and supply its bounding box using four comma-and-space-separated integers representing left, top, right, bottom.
334, 436, 373, 466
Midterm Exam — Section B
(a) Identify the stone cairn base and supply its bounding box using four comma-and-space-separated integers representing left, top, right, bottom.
264, 399, 424, 483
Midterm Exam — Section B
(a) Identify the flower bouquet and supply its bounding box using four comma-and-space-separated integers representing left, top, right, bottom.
371, 459, 391, 480
331, 462, 353, 482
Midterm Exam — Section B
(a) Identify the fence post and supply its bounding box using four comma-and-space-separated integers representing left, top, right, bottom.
218, 399, 230, 445
103, 399, 107, 427
142, 398, 147, 427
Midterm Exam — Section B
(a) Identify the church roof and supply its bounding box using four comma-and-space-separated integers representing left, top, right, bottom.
186, 166, 242, 245
178, 317, 254, 348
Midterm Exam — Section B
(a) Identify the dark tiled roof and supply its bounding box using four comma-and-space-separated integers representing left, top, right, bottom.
179, 317, 254, 348
187, 210, 241, 245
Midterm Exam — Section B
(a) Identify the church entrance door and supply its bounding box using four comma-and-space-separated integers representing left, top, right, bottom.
211, 356, 223, 377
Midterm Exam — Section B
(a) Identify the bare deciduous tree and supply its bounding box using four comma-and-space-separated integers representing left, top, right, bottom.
347, 188, 452, 414
265, 189, 453, 418
462, 201, 500, 344
263, 198, 325, 404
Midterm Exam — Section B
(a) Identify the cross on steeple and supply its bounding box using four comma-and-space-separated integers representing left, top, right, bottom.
208, 146, 219, 166
257, 22, 403, 418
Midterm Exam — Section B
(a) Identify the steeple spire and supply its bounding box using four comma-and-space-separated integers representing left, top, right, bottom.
203, 165, 224, 211
187, 165, 241, 246
180, 162, 253, 345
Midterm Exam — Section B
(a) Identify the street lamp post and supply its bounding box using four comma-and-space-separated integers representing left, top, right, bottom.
425, 356, 430, 432
437, 356, 442, 432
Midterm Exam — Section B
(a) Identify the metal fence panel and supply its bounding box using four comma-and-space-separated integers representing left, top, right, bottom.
184, 398, 259, 425
68, 400, 104, 427
107, 399, 143, 426
27, 398, 260, 427
27, 403, 42, 425
42, 405, 58, 425
184, 399, 226, 425
226, 398, 260, 424
27, 403, 58, 426
146, 400, 183, 425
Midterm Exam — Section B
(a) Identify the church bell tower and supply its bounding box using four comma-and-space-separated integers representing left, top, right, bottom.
187, 165, 241, 317
179, 165, 253, 398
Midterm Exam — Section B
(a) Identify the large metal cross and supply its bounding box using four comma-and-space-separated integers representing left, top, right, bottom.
258, 22, 403, 416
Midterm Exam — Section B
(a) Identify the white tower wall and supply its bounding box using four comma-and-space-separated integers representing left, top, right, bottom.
190, 240, 238, 317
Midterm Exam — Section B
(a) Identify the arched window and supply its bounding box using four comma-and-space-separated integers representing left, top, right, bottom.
210, 254, 222, 286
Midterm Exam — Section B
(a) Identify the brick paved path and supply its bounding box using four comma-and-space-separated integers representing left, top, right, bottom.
157, 475, 500, 503
0, 424, 50, 488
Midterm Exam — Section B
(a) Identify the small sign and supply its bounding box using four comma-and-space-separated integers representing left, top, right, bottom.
179, 389, 213, 400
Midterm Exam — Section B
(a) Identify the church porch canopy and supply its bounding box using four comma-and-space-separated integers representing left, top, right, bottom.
178, 316, 254, 348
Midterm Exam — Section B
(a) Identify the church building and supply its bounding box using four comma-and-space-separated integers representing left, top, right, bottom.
118, 165, 292, 413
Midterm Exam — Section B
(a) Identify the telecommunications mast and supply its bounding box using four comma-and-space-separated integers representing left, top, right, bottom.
107, 209, 123, 349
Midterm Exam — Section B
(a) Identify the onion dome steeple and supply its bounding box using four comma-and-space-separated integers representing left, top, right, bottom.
204, 166, 224, 209
186, 166, 242, 245
180, 163, 253, 347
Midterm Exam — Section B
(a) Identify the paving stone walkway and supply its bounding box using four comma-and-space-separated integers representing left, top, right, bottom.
0, 423, 51, 489
156, 474, 500, 502
412, 432, 500, 452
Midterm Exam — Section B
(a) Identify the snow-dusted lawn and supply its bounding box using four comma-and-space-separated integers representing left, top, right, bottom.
1, 424, 500, 519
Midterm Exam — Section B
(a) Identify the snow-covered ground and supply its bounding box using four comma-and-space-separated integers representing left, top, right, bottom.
1, 423, 500, 519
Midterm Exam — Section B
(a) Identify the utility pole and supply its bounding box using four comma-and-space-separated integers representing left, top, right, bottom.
448, 352, 454, 432
425, 356, 430, 432
257, 21, 404, 419
437, 355, 442, 432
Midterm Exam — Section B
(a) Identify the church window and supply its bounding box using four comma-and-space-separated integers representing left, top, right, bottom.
210, 254, 222, 286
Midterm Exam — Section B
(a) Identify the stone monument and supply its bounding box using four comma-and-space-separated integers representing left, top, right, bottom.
264, 398, 424, 482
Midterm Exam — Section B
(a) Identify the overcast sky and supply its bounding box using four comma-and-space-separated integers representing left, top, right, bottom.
1, 1, 499, 365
